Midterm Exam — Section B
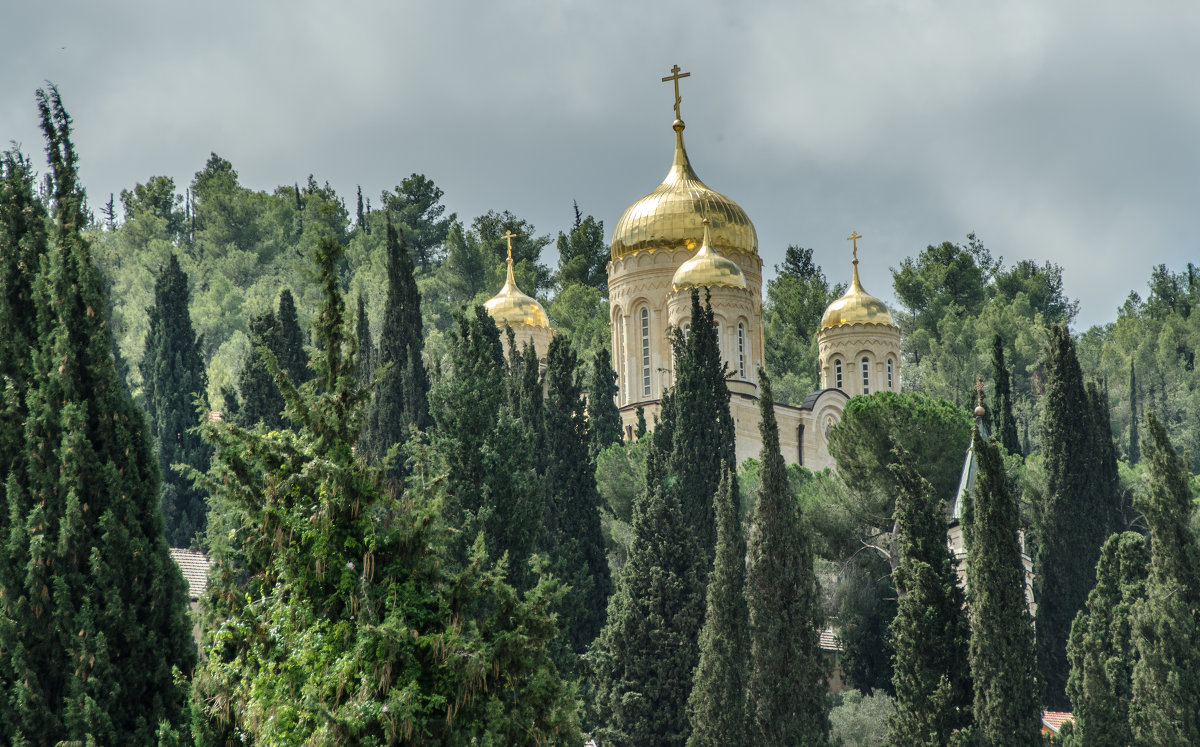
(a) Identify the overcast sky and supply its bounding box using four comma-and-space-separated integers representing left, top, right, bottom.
4, 1, 1199, 329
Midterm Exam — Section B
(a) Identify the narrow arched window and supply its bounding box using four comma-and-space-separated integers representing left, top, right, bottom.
619, 319, 629, 403
887, 358, 894, 390
862, 356, 871, 394
737, 323, 746, 380
834, 359, 843, 390
641, 308, 651, 397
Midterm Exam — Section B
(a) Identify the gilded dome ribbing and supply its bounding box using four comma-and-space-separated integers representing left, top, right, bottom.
672, 219, 746, 291
820, 259, 895, 330
610, 119, 757, 260
484, 253, 549, 329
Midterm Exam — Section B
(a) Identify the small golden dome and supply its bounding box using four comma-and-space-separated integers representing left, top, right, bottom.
484, 252, 550, 329
974, 404, 987, 417
672, 219, 746, 291
611, 119, 757, 260
820, 258, 896, 331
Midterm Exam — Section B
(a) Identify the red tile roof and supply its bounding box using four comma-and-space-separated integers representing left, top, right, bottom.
169, 547, 211, 600
1041, 710, 1073, 734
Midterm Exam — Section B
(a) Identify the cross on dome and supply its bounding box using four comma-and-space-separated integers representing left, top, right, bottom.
847, 231, 863, 263
661, 64, 691, 121
501, 229, 518, 263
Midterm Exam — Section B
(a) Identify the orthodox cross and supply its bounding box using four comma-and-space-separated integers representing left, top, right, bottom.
975, 377, 984, 408
662, 64, 691, 120
502, 229, 518, 262
847, 231, 862, 262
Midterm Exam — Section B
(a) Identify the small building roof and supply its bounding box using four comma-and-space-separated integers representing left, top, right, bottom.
1041, 710, 1074, 734
818, 626, 844, 653
170, 547, 211, 600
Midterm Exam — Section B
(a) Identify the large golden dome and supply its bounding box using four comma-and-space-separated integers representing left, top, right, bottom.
820, 259, 895, 330
610, 120, 757, 260
484, 254, 550, 329
672, 219, 746, 291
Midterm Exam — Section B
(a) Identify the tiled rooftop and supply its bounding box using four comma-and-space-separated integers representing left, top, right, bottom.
169, 547, 211, 600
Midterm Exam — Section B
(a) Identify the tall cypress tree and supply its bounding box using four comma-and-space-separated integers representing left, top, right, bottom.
354, 292, 374, 392
366, 219, 430, 479
746, 370, 829, 745
887, 445, 972, 744
141, 253, 210, 547
1127, 359, 1140, 464
686, 469, 749, 747
963, 428, 1040, 744
587, 347, 622, 456
236, 308, 283, 429
991, 334, 1021, 455
542, 334, 611, 659
1129, 413, 1200, 744
1065, 531, 1148, 746
275, 288, 308, 387
0, 86, 194, 743
1035, 325, 1121, 709
1087, 381, 1124, 527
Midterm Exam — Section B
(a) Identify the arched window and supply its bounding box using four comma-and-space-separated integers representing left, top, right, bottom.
640, 308, 651, 397
834, 359, 843, 390
619, 319, 629, 403
737, 323, 746, 380
862, 356, 871, 394
887, 358, 894, 390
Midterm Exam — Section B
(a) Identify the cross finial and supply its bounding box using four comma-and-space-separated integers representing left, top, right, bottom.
975, 377, 984, 407
847, 231, 862, 262
662, 64, 691, 120
501, 229, 518, 263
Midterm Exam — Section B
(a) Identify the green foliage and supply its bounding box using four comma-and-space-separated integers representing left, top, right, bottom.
963, 430, 1040, 744
275, 288, 308, 387
833, 553, 896, 695
378, 173, 456, 271
554, 202, 608, 295
829, 689, 893, 747
763, 246, 843, 404
191, 235, 579, 745
354, 292, 374, 392
892, 235, 995, 346
1128, 359, 1140, 464
887, 447, 971, 745
991, 334, 1022, 455
546, 281, 610, 362
587, 347, 622, 456
1065, 531, 1148, 746
141, 253, 210, 546
746, 371, 829, 745
594, 437, 647, 572
235, 308, 284, 429
1129, 413, 1200, 744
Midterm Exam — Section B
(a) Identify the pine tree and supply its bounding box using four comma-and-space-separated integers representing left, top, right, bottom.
366, 219, 430, 480
542, 334, 612, 659
1129, 413, 1200, 744
991, 334, 1021, 455
1127, 359, 1140, 464
0, 86, 194, 744
1035, 325, 1122, 709
746, 370, 829, 745
1065, 531, 1148, 746
963, 429, 1040, 744
141, 253, 210, 547
587, 346, 622, 456
887, 446, 972, 744
686, 469, 749, 747
275, 288, 308, 387
235, 308, 283, 429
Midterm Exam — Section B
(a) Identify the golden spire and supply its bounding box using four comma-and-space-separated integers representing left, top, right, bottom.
847, 231, 865, 290
672, 218, 747, 291
818, 232, 897, 330
662, 64, 691, 123
484, 228, 550, 328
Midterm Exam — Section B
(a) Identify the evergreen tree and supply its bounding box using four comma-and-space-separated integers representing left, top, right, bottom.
887, 446, 972, 745
509, 337, 546, 471
542, 334, 612, 659
587, 346, 622, 456
1035, 325, 1122, 709
635, 404, 647, 440
1065, 532, 1148, 747
1129, 413, 1200, 744
235, 308, 284, 429
1087, 381, 1124, 526
354, 291, 374, 393
963, 428, 1040, 744
141, 253, 210, 547
0, 86, 194, 743
686, 470, 749, 747
991, 334, 1021, 455
746, 370, 829, 745
366, 219, 430, 480
275, 288, 309, 387
1127, 359, 1140, 464
192, 235, 579, 744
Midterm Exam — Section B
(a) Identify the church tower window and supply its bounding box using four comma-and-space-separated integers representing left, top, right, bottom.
862, 357, 870, 394
640, 308, 651, 396
887, 358, 894, 389
834, 359, 843, 390
737, 323, 746, 379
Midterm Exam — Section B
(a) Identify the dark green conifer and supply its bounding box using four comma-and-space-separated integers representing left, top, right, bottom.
509, 338, 546, 471
141, 253, 210, 547
0, 87, 194, 743
1035, 325, 1122, 709
963, 429, 1040, 744
1127, 359, 1139, 464
275, 288, 308, 387
235, 308, 284, 429
991, 334, 1021, 455
587, 347, 622, 456
635, 404, 647, 440
1065, 531, 1148, 746
354, 292, 374, 392
887, 446, 972, 744
1129, 413, 1200, 744
746, 370, 829, 745
687, 469, 748, 747
366, 219, 430, 479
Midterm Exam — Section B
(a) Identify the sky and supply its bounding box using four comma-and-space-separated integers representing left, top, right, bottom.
4, 0, 1199, 330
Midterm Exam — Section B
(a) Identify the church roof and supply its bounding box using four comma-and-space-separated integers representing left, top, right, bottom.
820, 242, 896, 330
950, 411, 989, 522
484, 237, 550, 329
671, 219, 746, 291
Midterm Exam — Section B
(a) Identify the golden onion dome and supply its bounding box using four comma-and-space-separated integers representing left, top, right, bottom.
672, 219, 746, 291
610, 119, 757, 260
820, 254, 896, 331
484, 249, 550, 329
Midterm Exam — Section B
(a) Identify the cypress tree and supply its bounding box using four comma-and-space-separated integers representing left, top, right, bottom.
1127, 359, 1139, 464
0, 86, 194, 743
542, 334, 611, 658
1065, 531, 1148, 746
587, 346, 622, 456
887, 445, 972, 744
963, 428, 1040, 744
354, 291, 374, 393
366, 219, 430, 479
275, 288, 308, 387
635, 404, 647, 440
1129, 413, 1200, 744
235, 308, 283, 429
746, 370, 829, 745
509, 337, 546, 472
686, 469, 748, 747
1087, 381, 1124, 527
1035, 325, 1121, 709
141, 253, 210, 547
991, 334, 1021, 455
